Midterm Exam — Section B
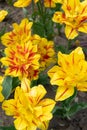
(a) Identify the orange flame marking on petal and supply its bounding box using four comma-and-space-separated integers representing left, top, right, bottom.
68, 28, 74, 39
42, 102, 55, 107
67, 5, 71, 11
72, 53, 74, 64
32, 120, 37, 126
57, 88, 68, 100
81, 5, 87, 14
53, 78, 64, 82
29, 97, 33, 103
43, 121, 47, 128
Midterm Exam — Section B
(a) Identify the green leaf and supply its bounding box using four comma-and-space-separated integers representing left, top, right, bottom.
52, 106, 66, 117
31, 73, 49, 87
37, 73, 49, 85
68, 102, 87, 117
2, 76, 13, 99
22, 8, 29, 18
32, 22, 45, 37
0, 27, 6, 37
45, 20, 54, 40
12, 77, 20, 89
0, 125, 16, 130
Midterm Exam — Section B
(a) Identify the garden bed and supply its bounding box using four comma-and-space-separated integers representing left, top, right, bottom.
1, 1, 87, 130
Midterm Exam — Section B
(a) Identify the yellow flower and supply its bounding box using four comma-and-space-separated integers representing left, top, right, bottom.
30, 34, 56, 70
1, 18, 33, 47
52, 0, 87, 39
0, 10, 8, 22
0, 85, 4, 102
2, 78, 56, 130
0, 42, 40, 80
14, 0, 39, 7
44, 0, 57, 8
48, 47, 87, 101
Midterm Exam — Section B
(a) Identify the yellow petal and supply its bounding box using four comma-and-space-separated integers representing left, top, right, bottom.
50, 72, 64, 86
78, 23, 87, 33
52, 11, 64, 23
38, 99, 56, 121
14, 0, 31, 7
21, 78, 31, 93
38, 121, 49, 130
2, 99, 16, 116
34, 106, 42, 117
0, 86, 4, 102
53, 0, 63, 4
29, 85, 47, 104
0, 10, 8, 22
55, 86, 74, 101
14, 117, 28, 130
44, 0, 56, 8
65, 25, 78, 39
48, 66, 59, 78
77, 82, 87, 91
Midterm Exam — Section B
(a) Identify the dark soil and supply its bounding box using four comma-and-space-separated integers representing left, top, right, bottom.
0, 1, 87, 130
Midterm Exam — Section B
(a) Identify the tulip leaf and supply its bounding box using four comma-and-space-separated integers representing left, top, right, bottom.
32, 22, 45, 37
52, 106, 66, 117
68, 102, 87, 117
2, 76, 13, 99
37, 73, 49, 85
0, 27, 6, 37
0, 125, 16, 130
12, 77, 20, 89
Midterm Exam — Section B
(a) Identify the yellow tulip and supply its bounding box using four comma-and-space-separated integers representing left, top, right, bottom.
14, 0, 39, 7
0, 10, 8, 22
52, 0, 87, 39
30, 34, 56, 70
2, 78, 56, 130
1, 18, 33, 47
0, 42, 40, 80
48, 47, 87, 101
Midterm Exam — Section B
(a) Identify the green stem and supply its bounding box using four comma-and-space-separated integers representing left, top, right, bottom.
37, 1, 47, 37
67, 40, 72, 51
31, 0, 35, 20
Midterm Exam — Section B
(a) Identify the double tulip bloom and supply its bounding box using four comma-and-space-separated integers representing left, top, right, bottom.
48, 47, 87, 101
53, 0, 87, 39
1, 18, 55, 80
2, 78, 56, 130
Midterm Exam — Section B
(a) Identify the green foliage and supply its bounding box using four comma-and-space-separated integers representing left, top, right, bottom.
68, 102, 87, 117
6, 0, 13, 5
0, 27, 6, 38
0, 125, 16, 130
2, 76, 20, 99
2, 76, 13, 99
22, 8, 29, 18
12, 77, 20, 89
31, 73, 49, 87
32, 22, 46, 37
